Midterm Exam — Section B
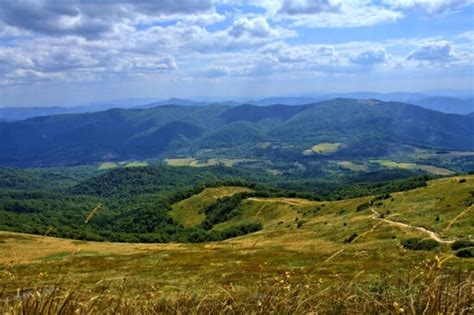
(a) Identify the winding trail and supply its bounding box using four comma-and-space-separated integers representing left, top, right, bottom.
445, 205, 473, 230
370, 209, 455, 244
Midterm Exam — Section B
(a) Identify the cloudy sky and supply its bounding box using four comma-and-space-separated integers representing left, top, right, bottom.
0, 0, 473, 107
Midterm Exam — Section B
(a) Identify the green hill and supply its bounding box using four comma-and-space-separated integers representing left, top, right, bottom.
1, 174, 472, 313
1, 99, 473, 167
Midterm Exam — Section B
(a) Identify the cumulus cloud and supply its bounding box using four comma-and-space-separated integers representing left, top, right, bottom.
382, 0, 473, 15
277, 1, 403, 28
193, 66, 230, 78
262, 43, 336, 64
0, 10, 295, 85
0, 0, 472, 90
0, 0, 214, 38
407, 43, 455, 61
229, 17, 274, 38
0, 22, 27, 38
278, 0, 342, 15
350, 48, 388, 65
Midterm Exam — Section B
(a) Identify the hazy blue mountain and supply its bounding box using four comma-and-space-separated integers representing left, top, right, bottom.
249, 93, 474, 115
136, 98, 209, 109
0, 99, 473, 167
248, 93, 427, 106
249, 97, 321, 106
409, 97, 474, 115
0, 98, 162, 121
324, 92, 427, 102
0, 106, 84, 121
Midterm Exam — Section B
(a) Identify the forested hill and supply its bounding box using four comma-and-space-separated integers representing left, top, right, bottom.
0, 98, 473, 166
0, 164, 443, 243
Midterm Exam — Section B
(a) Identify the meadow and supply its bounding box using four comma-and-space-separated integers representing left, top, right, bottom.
1, 175, 473, 313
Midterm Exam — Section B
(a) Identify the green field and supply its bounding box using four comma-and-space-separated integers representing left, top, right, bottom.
304, 142, 342, 156
165, 158, 248, 167
98, 162, 118, 170
337, 161, 369, 172
124, 161, 149, 168
98, 161, 148, 170
372, 159, 455, 175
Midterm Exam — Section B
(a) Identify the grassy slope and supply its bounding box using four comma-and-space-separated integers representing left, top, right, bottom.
1, 175, 473, 295
169, 186, 252, 226
215, 176, 473, 240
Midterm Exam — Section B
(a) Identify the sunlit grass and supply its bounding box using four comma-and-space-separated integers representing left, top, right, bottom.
371, 159, 454, 175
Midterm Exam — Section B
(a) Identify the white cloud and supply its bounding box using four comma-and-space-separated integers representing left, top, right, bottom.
407, 42, 455, 61
278, 0, 342, 15
229, 17, 274, 38
382, 0, 473, 15
0, 0, 472, 92
196, 66, 231, 77
350, 48, 388, 65
278, 1, 403, 28
0, 0, 215, 38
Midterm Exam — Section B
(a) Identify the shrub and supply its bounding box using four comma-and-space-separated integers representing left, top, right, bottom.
296, 220, 307, 228
451, 240, 474, 251
344, 232, 358, 243
356, 202, 370, 212
401, 238, 439, 251
456, 248, 474, 258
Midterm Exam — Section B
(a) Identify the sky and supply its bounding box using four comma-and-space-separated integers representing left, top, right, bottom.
0, 0, 473, 107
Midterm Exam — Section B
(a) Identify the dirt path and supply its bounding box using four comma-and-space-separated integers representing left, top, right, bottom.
247, 197, 315, 207
445, 205, 473, 230
370, 209, 455, 244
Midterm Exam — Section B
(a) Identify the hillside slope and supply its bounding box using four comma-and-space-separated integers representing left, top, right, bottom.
1, 175, 473, 298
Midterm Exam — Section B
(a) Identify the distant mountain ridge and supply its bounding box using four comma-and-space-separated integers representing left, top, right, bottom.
249, 94, 474, 115
2, 92, 473, 121
410, 97, 474, 115
0, 98, 162, 121
0, 98, 473, 167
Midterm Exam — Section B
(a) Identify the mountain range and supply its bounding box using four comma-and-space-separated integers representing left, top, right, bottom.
1, 98, 473, 167
1, 92, 474, 121
0, 98, 162, 121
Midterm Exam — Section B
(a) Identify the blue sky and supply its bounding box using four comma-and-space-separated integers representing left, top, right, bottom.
0, 0, 473, 107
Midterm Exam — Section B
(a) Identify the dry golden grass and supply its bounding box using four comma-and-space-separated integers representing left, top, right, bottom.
1, 175, 473, 313
0, 231, 185, 265
1, 259, 471, 314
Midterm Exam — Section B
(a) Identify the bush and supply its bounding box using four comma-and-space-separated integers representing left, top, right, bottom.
356, 202, 370, 212
451, 240, 474, 251
401, 238, 439, 251
344, 232, 358, 243
296, 220, 307, 228
456, 248, 474, 258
